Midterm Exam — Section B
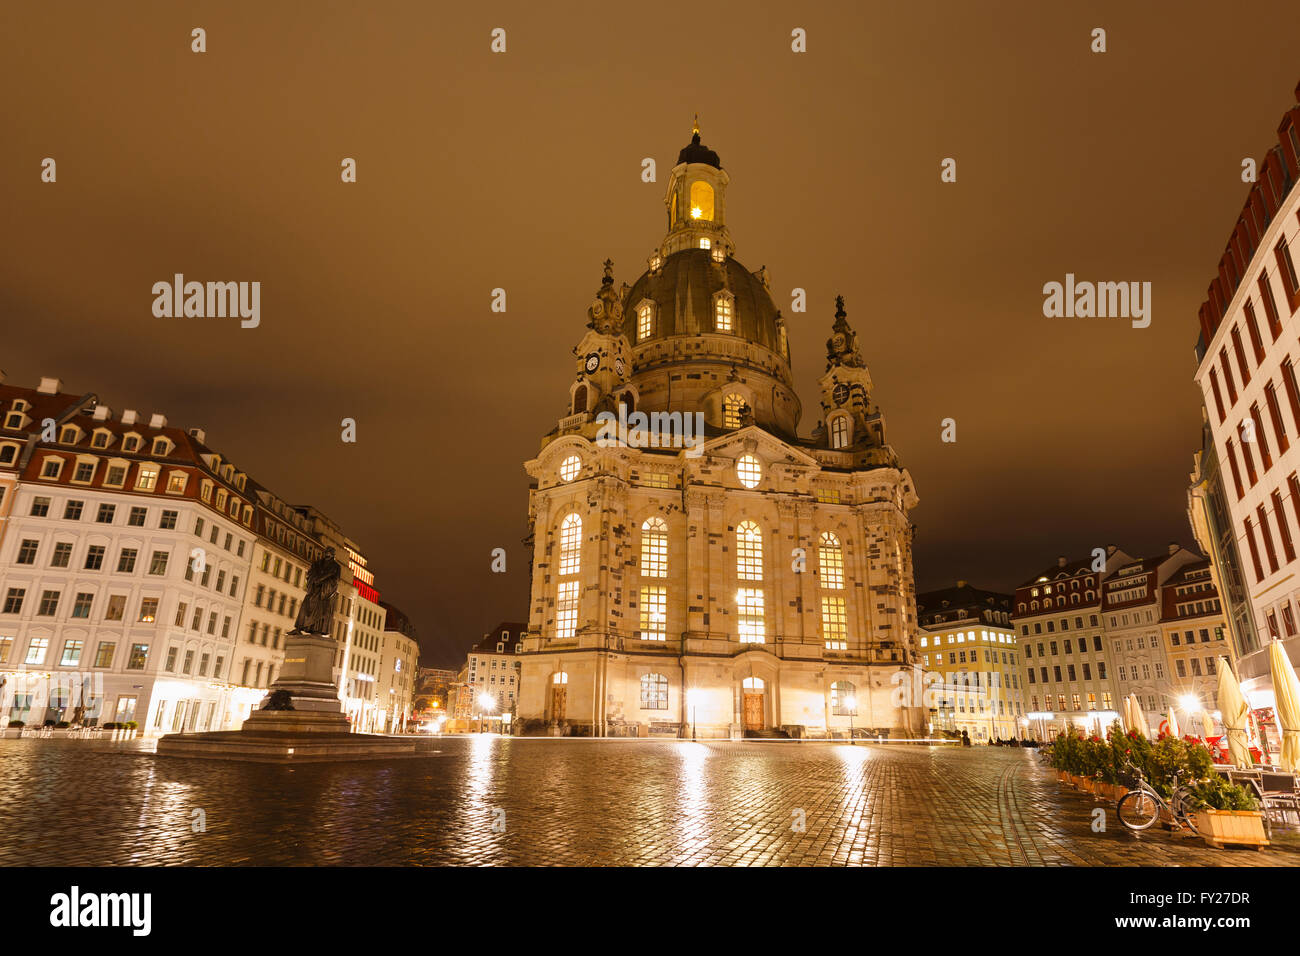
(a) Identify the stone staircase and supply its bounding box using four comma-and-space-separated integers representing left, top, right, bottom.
743, 727, 791, 739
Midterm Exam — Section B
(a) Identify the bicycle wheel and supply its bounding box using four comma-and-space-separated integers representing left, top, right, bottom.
1117, 789, 1161, 830
1172, 794, 1201, 835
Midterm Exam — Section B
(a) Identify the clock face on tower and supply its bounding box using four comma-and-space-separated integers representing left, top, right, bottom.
584, 352, 600, 374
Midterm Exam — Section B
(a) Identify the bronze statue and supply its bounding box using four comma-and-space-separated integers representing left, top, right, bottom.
294, 548, 341, 635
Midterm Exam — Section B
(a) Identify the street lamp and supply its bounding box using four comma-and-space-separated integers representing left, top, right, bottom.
478, 692, 496, 733
686, 688, 700, 741
845, 695, 857, 745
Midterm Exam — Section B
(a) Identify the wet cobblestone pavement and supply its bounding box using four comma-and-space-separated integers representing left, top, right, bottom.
4, 736, 1300, 866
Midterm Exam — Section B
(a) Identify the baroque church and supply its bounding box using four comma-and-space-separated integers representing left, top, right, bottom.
515, 125, 924, 738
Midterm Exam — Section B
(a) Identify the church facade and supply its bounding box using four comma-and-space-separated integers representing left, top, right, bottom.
515, 126, 925, 738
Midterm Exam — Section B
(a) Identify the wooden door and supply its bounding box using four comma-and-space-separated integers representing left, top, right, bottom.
743, 693, 764, 731
550, 686, 567, 721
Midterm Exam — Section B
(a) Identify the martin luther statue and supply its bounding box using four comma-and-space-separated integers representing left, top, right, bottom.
294, 548, 341, 636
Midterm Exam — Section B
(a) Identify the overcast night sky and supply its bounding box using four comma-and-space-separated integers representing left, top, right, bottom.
2, 1, 1299, 666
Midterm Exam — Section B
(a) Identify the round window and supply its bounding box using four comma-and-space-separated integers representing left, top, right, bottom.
559, 456, 581, 482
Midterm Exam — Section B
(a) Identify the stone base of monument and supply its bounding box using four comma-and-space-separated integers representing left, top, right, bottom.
155, 631, 433, 764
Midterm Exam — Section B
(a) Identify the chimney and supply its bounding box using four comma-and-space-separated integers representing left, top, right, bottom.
1168, 541, 1179, 555
1057, 556, 1067, 568
121, 410, 137, 425
36, 377, 62, 395
149, 413, 167, 429
92, 406, 111, 421
1106, 544, 1117, 556
188, 427, 206, 445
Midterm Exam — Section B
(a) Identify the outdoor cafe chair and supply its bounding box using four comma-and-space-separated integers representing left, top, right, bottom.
1258, 772, 1300, 826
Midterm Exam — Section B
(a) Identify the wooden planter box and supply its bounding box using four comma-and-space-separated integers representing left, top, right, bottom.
1195, 810, 1270, 850
1100, 783, 1129, 802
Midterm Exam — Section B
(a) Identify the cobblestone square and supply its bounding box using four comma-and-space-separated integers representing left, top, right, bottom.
4, 738, 1299, 866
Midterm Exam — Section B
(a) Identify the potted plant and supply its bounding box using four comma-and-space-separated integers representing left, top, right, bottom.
3, 719, 23, 739
1188, 774, 1270, 849
123, 720, 139, 740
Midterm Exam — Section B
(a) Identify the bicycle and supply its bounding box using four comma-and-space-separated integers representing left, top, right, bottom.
1115, 760, 1201, 835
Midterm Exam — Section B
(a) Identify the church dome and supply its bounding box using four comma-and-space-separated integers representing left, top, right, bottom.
676, 131, 721, 169
621, 248, 785, 356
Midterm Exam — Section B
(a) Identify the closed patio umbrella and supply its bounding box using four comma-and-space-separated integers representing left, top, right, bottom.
1201, 708, 1215, 739
1129, 694, 1151, 739
1121, 695, 1134, 733
1268, 640, 1300, 773
1166, 702, 1181, 738
1217, 656, 1253, 769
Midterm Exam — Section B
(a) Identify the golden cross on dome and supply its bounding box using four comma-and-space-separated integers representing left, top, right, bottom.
692, 113, 700, 136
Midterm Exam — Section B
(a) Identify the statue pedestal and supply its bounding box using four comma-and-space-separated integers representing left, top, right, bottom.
156, 629, 431, 763
243, 630, 349, 731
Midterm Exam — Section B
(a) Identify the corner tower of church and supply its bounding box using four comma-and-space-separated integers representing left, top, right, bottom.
517, 124, 924, 740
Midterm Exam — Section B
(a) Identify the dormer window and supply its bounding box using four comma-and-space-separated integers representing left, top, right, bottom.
0, 443, 19, 466
3, 412, 22, 430
59, 426, 79, 444
135, 465, 159, 491
122, 434, 141, 453
166, 471, 188, 494
91, 430, 111, 448
711, 243, 725, 264
649, 253, 662, 273
200, 480, 213, 503
637, 301, 654, 341
40, 456, 64, 480
151, 437, 172, 457
723, 392, 746, 429
714, 292, 733, 332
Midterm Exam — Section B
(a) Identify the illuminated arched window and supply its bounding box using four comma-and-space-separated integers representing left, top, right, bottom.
818, 533, 844, 589
736, 521, 763, 580
552, 671, 568, 685
830, 415, 850, 449
736, 523, 765, 643
714, 292, 733, 332
637, 302, 653, 341
558, 514, 582, 575
639, 517, 668, 640
723, 393, 745, 429
743, 677, 765, 691
572, 384, 587, 414
820, 533, 847, 650
641, 517, 668, 577
689, 181, 714, 221
831, 681, 857, 716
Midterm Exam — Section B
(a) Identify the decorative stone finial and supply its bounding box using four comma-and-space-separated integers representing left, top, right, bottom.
587, 259, 624, 333
825, 294, 865, 370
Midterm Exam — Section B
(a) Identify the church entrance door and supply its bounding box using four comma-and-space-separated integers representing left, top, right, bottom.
743, 693, 764, 731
